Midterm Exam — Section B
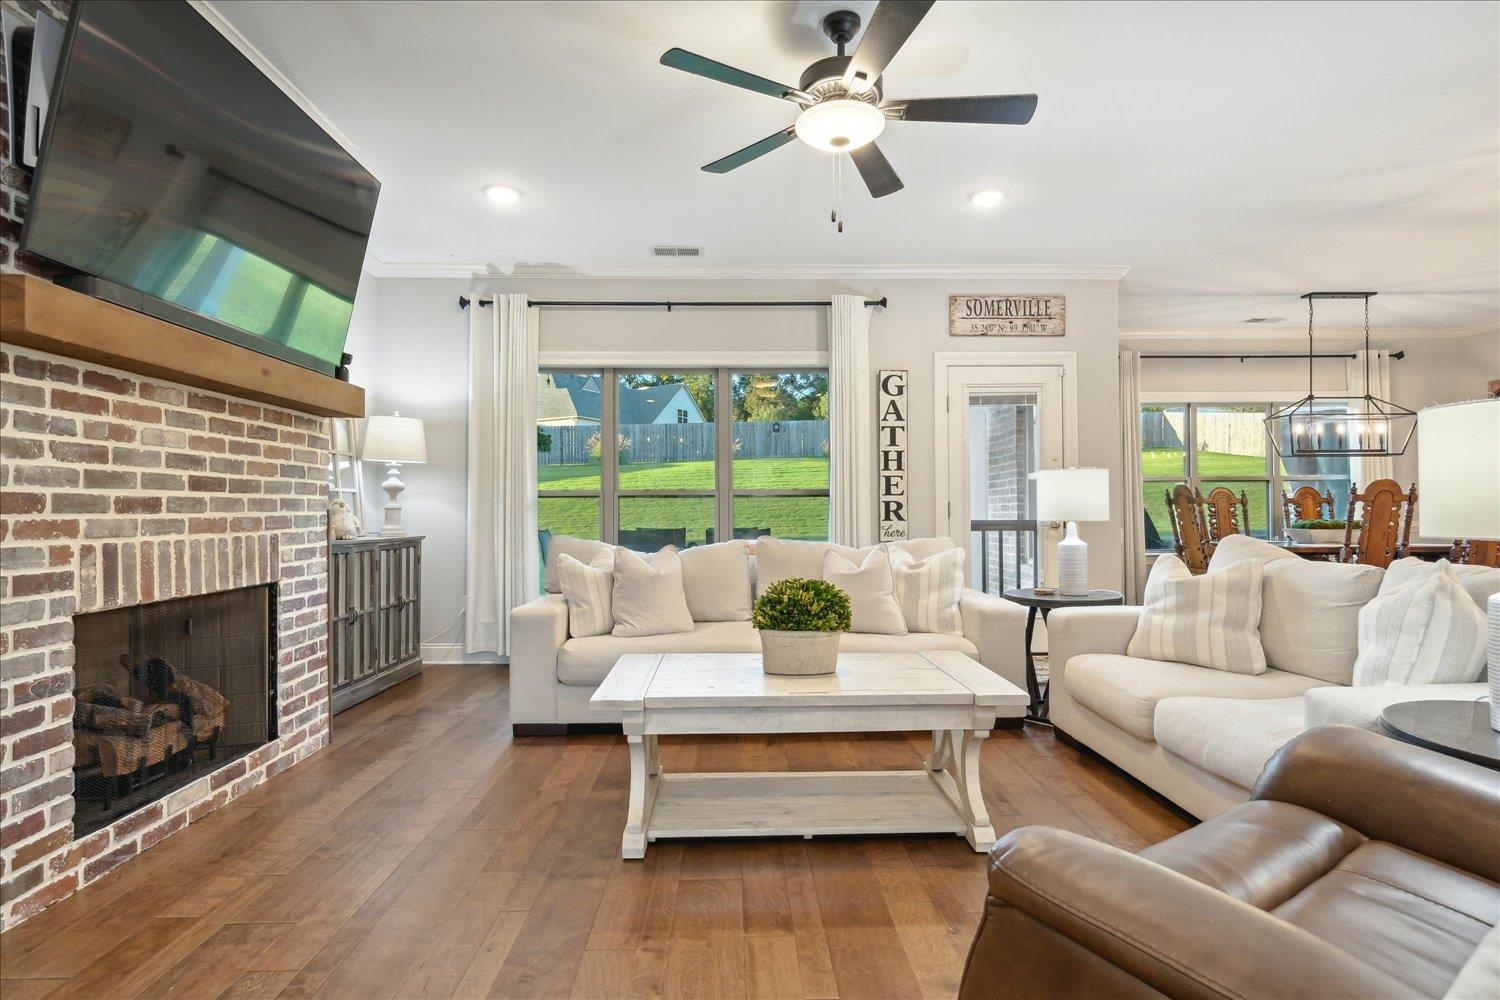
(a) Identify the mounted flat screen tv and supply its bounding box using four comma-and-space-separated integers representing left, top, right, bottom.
21, 0, 379, 377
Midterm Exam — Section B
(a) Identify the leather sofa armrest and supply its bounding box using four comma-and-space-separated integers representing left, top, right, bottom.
984, 826, 1415, 1000
1252, 725, 1500, 883
959, 589, 1029, 692
507, 594, 569, 724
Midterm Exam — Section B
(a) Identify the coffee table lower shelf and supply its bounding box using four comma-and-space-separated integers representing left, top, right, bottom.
641, 770, 972, 850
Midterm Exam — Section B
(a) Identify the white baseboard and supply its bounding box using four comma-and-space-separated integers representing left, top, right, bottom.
422, 643, 506, 665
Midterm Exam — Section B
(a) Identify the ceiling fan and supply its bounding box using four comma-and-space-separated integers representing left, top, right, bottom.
659, 0, 1037, 230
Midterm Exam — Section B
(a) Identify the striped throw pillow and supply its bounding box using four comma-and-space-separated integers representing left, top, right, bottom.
556, 549, 615, 638
888, 546, 965, 634
1353, 567, 1487, 686
1128, 556, 1267, 674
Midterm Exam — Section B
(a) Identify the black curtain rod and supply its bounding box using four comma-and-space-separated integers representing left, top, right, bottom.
458, 296, 888, 311
1144, 350, 1405, 362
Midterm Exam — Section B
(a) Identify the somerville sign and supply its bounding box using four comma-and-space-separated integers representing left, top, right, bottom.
949, 294, 1066, 337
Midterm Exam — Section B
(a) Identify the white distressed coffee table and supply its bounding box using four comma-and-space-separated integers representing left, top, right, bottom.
590, 650, 1027, 859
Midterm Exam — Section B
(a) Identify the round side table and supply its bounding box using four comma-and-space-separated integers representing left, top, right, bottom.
1379, 700, 1500, 770
1002, 588, 1124, 723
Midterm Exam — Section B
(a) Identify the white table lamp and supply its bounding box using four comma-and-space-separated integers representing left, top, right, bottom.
1417, 397, 1500, 730
362, 412, 427, 537
1031, 467, 1111, 597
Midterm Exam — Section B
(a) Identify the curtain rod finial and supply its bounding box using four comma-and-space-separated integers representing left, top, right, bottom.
458, 295, 471, 310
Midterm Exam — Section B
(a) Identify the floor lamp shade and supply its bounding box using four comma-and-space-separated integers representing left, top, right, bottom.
1031, 468, 1111, 596
1417, 398, 1500, 730
363, 413, 427, 536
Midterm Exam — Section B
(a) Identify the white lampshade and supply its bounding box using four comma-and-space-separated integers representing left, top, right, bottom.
362, 413, 427, 464
1031, 467, 1110, 522
1418, 398, 1499, 540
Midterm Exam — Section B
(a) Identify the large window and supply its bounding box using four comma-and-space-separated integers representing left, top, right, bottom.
537, 368, 830, 559
1141, 402, 1351, 552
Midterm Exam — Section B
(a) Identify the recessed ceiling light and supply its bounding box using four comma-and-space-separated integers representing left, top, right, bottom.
969, 189, 1004, 209
484, 185, 522, 206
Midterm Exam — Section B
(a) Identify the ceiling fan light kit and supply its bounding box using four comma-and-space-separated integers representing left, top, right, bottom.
659, 1, 1037, 232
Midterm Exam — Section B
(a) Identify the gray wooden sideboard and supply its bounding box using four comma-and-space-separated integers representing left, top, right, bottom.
329, 535, 423, 713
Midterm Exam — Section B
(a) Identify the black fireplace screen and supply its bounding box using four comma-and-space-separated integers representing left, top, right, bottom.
71, 584, 277, 837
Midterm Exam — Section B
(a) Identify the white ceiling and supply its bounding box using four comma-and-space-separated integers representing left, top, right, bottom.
206, 0, 1499, 337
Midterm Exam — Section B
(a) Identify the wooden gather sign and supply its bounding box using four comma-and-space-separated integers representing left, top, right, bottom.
950, 294, 1066, 337
877, 370, 909, 541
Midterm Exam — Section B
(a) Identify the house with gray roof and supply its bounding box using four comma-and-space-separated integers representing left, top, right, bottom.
537, 374, 705, 426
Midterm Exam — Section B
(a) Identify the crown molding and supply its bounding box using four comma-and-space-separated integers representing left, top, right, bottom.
192, 1, 368, 165
360, 261, 1132, 281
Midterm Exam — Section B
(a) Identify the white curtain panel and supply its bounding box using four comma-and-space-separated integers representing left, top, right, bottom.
465, 295, 540, 656
828, 294, 875, 546
1119, 350, 1147, 603
1346, 349, 1394, 487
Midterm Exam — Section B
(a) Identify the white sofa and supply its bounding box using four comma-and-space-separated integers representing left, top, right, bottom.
508, 537, 1030, 734
1048, 539, 1496, 820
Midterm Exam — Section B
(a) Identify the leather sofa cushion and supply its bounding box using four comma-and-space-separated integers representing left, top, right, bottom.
1273, 842, 1500, 998
1140, 800, 1365, 910
555, 621, 978, 686
1065, 654, 1329, 742
1153, 696, 1306, 789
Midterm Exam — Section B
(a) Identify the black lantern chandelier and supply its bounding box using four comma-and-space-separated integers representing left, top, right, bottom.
1265, 292, 1416, 459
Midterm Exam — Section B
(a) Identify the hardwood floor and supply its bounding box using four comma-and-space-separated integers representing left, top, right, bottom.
0, 666, 1189, 999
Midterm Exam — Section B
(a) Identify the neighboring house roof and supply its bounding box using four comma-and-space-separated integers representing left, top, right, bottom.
537, 374, 703, 425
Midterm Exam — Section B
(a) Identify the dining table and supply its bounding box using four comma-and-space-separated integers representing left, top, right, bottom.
1265, 539, 1455, 562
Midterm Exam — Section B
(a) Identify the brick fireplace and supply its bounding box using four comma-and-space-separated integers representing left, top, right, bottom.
0, 345, 333, 928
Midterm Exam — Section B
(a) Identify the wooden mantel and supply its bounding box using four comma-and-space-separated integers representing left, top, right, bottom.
0, 275, 364, 418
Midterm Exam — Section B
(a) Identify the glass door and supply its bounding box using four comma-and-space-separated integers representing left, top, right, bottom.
946, 366, 1064, 594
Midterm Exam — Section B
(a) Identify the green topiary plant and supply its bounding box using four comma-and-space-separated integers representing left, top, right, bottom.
1291, 518, 1362, 530
752, 577, 852, 633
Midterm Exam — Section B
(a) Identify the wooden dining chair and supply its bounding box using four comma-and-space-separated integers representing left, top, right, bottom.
1457, 539, 1500, 567
1202, 486, 1250, 542
1342, 480, 1417, 568
1282, 485, 1336, 525
1165, 484, 1212, 574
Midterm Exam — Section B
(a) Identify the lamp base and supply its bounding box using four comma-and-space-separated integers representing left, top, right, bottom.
1488, 593, 1499, 732
380, 462, 408, 537
1057, 521, 1089, 597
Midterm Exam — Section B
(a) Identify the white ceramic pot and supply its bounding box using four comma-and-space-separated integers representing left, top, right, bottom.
1287, 527, 1346, 544
759, 629, 840, 676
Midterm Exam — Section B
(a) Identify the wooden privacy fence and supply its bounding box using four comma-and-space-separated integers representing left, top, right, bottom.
1141, 410, 1267, 457
537, 419, 830, 466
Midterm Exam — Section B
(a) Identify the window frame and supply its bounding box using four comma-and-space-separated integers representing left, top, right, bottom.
328, 417, 365, 528
537, 366, 831, 549
1141, 400, 1351, 552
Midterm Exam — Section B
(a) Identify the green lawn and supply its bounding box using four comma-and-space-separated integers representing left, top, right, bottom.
538, 457, 830, 546
1143, 448, 1270, 538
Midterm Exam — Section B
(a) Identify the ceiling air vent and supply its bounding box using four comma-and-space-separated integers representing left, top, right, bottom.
650, 245, 703, 257
1242, 317, 1284, 324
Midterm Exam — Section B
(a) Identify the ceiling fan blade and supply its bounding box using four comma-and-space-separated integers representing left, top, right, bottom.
661, 48, 804, 102
895, 94, 1039, 125
849, 142, 904, 198
842, 1, 937, 92
702, 128, 797, 173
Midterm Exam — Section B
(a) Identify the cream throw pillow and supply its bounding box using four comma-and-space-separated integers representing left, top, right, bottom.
544, 535, 614, 594
679, 540, 752, 621
1129, 556, 1267, 674
611, 546, 695, 638
556, 550, 614, 638
1354, 567, 1487, 686
1381, 557, 1500, 612
888, 546, 965, 634
822, 548, 907, 635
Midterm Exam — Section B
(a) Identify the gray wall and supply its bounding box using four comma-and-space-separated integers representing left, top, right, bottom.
361, 274, 1122, 660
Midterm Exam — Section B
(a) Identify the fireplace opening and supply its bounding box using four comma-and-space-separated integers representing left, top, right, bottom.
71, 584, 278, 837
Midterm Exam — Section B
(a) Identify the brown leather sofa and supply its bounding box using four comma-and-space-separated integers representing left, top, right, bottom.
959, 725, 1500, 999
